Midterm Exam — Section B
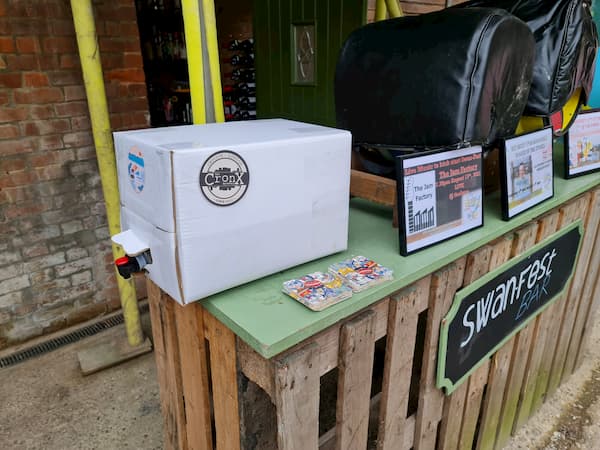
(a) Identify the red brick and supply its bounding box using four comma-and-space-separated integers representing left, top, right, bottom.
128, 83, 148, 97
0, 36, 13, 52
16, 36, 40, 54
14, 87, 64, 104
37, 135, 64, 151
0, 91, 9, 105
43, 37, 77, 54
0, 170, 37, 188
0, 107, 28, 123
29, 150, 73, 167
54, 101, 88, 117
1, 157, 26, 172
36, 55, 60, 70
0, 124, 19, 139
22, 119, 71, 136
5, 202, 47, 220
71, 116, 90, 131
29, 105, 55, 120
63, 131, 93, 147
101, 54, 122, 70
51, 19, 75, 37
35, 164, 66, 181
0, 139, 35, 156
64, 85, 85, 101
109, 97, 148, 114
47, 71, 81, 86
9, 18, 47, 35
59, 54, 80, 69
119, 111, 149, 130
123, 53, 143, 67
0, 73, 22, 89
5, 55, 37, 70
0, 0, 6, 17
0, 55, 5, 70
119, 22, 139, 37
23, 72, 49, 87
106, 65, 145, 82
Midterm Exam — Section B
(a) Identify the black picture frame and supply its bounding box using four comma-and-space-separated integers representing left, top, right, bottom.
395, 146, 484, 256
499, 126, 554, 220
564, 109, 600, 179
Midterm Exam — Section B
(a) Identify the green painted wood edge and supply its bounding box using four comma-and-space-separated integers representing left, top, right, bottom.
436, 221, 584, 395
201, 146, 599, 359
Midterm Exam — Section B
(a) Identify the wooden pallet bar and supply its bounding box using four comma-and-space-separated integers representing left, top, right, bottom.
147, 169, 600, 449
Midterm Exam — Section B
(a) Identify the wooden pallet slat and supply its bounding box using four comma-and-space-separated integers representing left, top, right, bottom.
377, 276, 431, 450
460, 237, 514, 450
473, 237, 514, 450
545, 195, 592, 396
274, 343, 321, 450
174, 302, 214, 450
335, 311, 377, 450
563, 189, 600, 377
494, 222, 539, 449
148, 283, 189, 450
205, 310, 242, 450
439, 246, 492, 450
512, 211, 561, 430
414, 257, 466, 450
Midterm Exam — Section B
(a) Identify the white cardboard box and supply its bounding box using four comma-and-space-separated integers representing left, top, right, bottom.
113, 119, 351, 304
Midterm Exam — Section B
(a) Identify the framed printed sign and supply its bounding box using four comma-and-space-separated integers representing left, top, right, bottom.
565, 109, 600, 178
500, 127, 554, 220
395, 146, 484, 256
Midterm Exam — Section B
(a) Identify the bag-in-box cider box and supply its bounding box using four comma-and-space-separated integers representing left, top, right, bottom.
112, 119, 351, 304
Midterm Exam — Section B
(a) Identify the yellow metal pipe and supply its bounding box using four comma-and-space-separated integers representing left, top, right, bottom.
202, 0, 225, 122
375, 0, 387, 21
70, 0, 144, 347
182, 0, 207, 124
385, 0, 404, 18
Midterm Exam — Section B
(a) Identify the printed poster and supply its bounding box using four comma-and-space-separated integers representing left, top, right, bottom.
566, 110, 600, 178
502, 127, 554, 219
397, 146, 483, 255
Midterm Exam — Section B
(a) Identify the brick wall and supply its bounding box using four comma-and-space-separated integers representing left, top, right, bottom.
0, 0, 149, 349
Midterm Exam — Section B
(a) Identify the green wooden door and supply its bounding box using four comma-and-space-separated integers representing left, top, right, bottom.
254, 0, 367, 126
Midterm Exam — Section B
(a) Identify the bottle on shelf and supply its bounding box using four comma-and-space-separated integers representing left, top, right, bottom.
236, 96, 256, 108
225, 69, 255, 82
227, 54, 255, 66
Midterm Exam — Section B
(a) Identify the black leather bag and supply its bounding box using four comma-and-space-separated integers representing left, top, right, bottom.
335, 8, 535, 150
457, 0, 599, 117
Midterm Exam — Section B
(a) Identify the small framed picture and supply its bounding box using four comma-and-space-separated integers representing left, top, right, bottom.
395, 146, 484, 256
565, 109, 600, 179
500, 127, 554, 220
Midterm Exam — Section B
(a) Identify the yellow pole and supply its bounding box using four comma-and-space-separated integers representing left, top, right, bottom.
201, 0, 225, 122
70, 0, 144, 347
182, 0, 207, 124
375, 0, 387, 21
385, 0, 404, 18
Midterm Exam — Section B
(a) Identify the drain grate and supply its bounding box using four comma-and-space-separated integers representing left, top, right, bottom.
0, 303, 149, 369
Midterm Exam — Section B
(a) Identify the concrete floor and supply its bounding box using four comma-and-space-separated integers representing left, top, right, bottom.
1, 309, 600, 450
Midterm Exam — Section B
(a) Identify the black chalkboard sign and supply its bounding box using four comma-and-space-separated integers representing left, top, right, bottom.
437, 221, 583, 394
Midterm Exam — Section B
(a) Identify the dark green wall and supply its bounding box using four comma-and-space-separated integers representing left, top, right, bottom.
254, 0, 367, 126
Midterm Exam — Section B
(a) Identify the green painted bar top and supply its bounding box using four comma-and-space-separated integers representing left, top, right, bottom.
202, 148, 600, 359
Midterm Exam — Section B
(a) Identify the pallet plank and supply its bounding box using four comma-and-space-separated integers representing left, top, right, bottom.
512, 212, 561, 430
459, 238, 513, 450
205, 310, 242, 450
439, 246, 492, 450
377, 276, 431, 450
274, 343, 320, 450
494, 222, 539, 449
173, 302, 214, 450
147, 281, 189, 450
414, 257, 466, 450
563, 189, 600, 377
530, 198, 588, 413
336, 311, 377, 450
474, 236, 515, 450
545, 195, 592, 396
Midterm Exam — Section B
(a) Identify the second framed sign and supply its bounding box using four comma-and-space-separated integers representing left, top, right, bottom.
395, 146, 484, 256
500, 127, 554, 220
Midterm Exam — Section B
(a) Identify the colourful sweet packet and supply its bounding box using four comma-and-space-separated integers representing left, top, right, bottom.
282, 272, 353, 311
328, 256, 393, 292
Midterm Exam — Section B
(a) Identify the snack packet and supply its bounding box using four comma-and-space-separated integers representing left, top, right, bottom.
329, 256, 393, 292
282, 272, 353, 311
